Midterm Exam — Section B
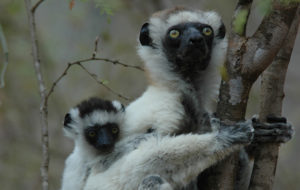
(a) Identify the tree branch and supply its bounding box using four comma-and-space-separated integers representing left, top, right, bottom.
242, 1, 299, 77
24, 0, 49, 190
46, 36, 142, 102
76, 63, 131, 100
248, 4, 300, 190
32, 0, 45, 13
92, 57, 144, 71
46, 55, 141, 102
0, 23, 8, 88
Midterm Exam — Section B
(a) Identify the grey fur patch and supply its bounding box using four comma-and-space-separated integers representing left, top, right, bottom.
97, 133, 154, 170
139, 175, 164, 190
176, 92, 201, 135
217, 120, 254, 146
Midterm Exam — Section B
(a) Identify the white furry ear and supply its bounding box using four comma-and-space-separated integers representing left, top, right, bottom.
112, 100, 125, 112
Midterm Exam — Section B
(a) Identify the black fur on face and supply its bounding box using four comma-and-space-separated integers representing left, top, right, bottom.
162, 22, 215, 79
216, 22, 226, 39
84, 123, 120, 153
63, 113, 72, 128
76, 97, 122, 118
139, 23, 154, 47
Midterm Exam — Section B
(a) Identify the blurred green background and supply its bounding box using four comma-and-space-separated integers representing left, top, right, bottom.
0, 0, 299, 189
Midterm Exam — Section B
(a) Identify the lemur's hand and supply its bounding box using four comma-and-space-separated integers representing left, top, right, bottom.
213, 118, 254, 145
251, 115, 294, 144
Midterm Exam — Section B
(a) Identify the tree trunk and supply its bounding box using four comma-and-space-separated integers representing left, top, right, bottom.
198, 1, 299, 189
248, 5, 300, 190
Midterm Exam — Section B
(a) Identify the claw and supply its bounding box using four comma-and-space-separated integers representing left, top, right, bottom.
266, 114, 287, 123
251, 115, 259, 123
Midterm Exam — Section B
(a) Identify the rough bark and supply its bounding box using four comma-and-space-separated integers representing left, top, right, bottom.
249, 5, 300, 190
198, 1, 299, 189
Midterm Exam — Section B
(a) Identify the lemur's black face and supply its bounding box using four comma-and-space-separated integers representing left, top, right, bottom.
139, 21, 226, 80
163, 23, 214, 70
84, 123, 119, 153
63, 97, 125, 153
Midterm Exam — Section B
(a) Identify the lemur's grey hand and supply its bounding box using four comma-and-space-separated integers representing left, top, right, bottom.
252, 115, 294, 144
211, 117, 254, 146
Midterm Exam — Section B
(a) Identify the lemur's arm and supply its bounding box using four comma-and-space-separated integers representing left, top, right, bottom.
123, 118, 254, 189
138, 115, 294, 190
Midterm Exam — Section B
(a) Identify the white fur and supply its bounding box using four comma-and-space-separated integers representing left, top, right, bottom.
123, 85, 185, 136
61, 144, 94, 190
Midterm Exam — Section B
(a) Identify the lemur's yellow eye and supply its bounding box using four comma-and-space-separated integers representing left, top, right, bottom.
202, 27, 212, 36
169, 30, 180, 38
112, 127, 119, 134
88, 131, 96, 137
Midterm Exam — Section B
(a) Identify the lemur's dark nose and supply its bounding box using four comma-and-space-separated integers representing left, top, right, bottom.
189, 36, 205, 47
186, 27, 205, 47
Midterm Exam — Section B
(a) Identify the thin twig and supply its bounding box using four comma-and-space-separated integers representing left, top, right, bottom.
0, 24, 8, 88
92, 36, 99, 59
46, 60, 132, 102
24, 0, 49, 190
65, 57, 144, 71
93, 57, 144, 71
45, 63, 73, 100
31, 0, 45, 13
76, 63, 131, 100
46, 36, 142, 100
46, 57, 143, 99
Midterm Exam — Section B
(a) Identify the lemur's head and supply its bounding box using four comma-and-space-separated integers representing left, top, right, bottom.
138, 6, 227, 83
63, 97, 125, 154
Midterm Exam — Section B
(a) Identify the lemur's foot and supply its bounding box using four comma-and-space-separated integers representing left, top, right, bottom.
252, 115, 294, 144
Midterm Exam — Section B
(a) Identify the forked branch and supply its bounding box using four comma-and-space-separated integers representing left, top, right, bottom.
46, 59, 133, 102
199, 1, 299, 190
249, 5, 300, 190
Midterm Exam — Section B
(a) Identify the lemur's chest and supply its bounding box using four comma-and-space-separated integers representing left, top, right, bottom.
124, 86, 185, 135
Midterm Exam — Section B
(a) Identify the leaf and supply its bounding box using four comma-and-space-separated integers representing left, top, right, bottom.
69, 0, 75, 10
233, 9, 249, 35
